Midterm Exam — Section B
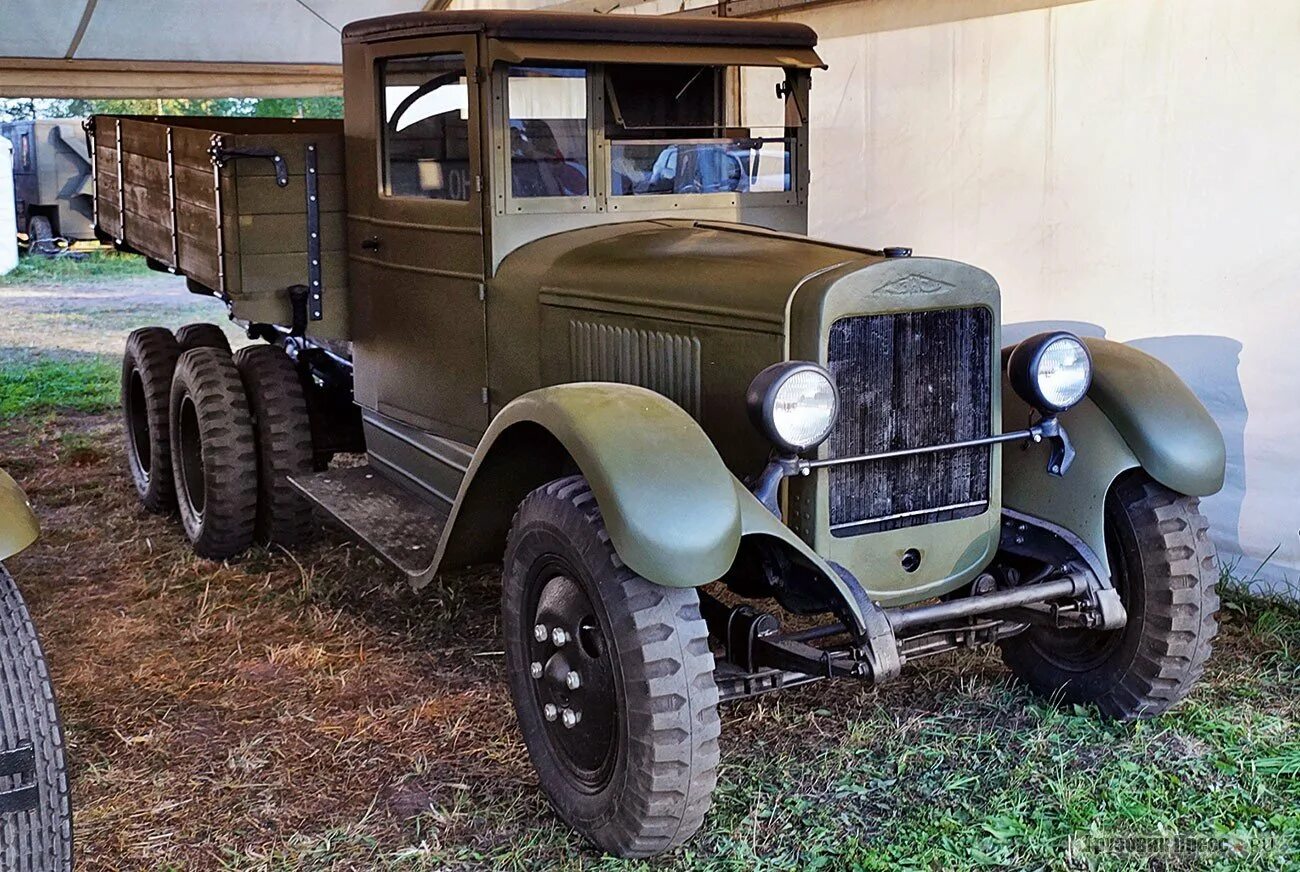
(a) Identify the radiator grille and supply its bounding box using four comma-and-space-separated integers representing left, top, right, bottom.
826, 307, 993, 536
569, 320, 702, 418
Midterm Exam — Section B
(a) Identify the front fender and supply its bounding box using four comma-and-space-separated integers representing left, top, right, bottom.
0, 469, 39, 561
421, 383, 888, 634
426, 383, 742, 589
1002, 338, 1225, 567
1084, 338, 1225, 497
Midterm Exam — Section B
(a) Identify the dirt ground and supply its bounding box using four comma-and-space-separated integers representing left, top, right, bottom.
2, 262, 1298, 871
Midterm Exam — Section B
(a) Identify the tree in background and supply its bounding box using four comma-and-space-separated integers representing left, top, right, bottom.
0, 96, 342, 123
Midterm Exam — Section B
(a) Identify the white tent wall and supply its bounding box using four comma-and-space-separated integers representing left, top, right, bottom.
764, 0, 1300, 590
0, 136, 14, 275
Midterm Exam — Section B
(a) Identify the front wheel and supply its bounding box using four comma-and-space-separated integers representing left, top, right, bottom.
502, 476, 720, 858
1001, 471, 1220, 719
0, 564, 72, 871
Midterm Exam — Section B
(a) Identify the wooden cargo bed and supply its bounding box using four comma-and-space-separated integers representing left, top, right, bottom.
90, 115, 349, 340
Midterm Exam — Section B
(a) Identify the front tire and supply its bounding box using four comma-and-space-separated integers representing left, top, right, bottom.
168, 347, 259, 559
502, 476, 720, 858
1001, 471, 1219, 719
0, 563, 73, 872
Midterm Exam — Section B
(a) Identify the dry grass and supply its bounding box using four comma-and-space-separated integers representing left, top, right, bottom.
4, 415, 532, 869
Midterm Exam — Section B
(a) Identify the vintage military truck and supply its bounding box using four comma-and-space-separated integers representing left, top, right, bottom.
1, 118, 96, 253
0, 470, 74, 871
94, 11, 1224, 857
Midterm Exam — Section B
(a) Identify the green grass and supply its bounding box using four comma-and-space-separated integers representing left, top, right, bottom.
0, 356, 118, 417
0, 250, 150, 285
205, 588, 1300, 872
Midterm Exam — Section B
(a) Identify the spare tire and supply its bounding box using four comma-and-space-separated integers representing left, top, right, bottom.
0, 563, 72, 872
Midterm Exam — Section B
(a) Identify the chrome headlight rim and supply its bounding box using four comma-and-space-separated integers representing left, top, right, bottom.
746, 361, 840, 455
1008, 331, 1093, 414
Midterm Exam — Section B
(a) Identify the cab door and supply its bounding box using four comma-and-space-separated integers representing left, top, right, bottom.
346, 35, 488, 444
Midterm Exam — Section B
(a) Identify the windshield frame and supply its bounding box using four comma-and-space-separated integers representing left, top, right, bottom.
491, 61, 809, 217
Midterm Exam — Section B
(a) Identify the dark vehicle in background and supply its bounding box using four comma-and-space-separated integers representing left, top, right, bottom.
92, 12, 1225, 858
1, 118, 95, 253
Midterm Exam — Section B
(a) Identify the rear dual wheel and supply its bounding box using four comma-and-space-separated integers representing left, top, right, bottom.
502, 476, 720, 858
169, 348, 259, 559
122, 325, 316, 557
121, 323, 236, 513
122, 327, 182, 513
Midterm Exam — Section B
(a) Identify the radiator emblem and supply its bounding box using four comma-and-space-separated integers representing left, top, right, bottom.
874, 274, 955, 296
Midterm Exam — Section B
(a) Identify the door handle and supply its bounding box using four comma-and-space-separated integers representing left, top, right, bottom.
361, 236, 382, 252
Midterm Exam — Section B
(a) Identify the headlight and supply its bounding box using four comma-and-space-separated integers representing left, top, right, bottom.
1007, 332, 1093, 414
746, 362, 839, 454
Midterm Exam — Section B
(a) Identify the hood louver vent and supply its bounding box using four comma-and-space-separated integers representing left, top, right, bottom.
569, 320, 702, 419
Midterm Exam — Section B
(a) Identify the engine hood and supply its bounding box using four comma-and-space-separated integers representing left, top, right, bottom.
496, 218, 878, 333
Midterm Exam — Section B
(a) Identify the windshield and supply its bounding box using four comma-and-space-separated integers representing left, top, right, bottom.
606, 63, 797, 197
504, 62, 801, 201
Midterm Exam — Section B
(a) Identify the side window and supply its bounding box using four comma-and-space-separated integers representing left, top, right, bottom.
380, 53, 472, 201
506, 66, 589, 198
19, 133, 31, 171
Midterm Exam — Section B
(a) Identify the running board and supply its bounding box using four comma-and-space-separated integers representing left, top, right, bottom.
290, 465, 448, 577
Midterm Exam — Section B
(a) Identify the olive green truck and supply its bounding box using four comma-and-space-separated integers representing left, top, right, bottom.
91, 11, 1225, 857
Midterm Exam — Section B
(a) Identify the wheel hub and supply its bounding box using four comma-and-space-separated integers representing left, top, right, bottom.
527, 574, 616, 786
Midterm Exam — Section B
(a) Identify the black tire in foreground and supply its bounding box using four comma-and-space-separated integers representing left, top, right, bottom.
502, 475, 720, 858
168, 347, 259, 559
121, 326, 181, 513
174, 323, 231, 354
1001, 471, 1220, 719
233, 345, 316, 546
0, 564, 72, 872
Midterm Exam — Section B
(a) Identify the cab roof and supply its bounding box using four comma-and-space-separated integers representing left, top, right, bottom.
342, 10, 818, 50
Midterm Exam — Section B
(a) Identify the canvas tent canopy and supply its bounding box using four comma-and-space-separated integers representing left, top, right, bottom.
0, 0, 432, 97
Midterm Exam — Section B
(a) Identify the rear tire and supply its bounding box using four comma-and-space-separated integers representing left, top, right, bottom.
121, 327, 181, 513
1001, 472, 1219, 719
174, 323, 231, 354
233, 345, 316, 546
0, 563, 73, 872
502, 475, 720, 858
168, 348, 258, 559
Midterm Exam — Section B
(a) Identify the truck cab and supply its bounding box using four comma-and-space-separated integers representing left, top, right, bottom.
340, 13, 817, 447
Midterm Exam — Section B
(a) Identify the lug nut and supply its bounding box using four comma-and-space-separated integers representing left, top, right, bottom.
543, 703, 558, 722
533, 624, 548, 642
561, 708, 581, 729
565, 671, 581, 690
530, 661, 543, 679
551, 627, 569, 647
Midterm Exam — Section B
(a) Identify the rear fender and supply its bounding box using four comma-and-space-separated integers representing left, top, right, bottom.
1002, 338, 1225, 567
0, 470, 39, 561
